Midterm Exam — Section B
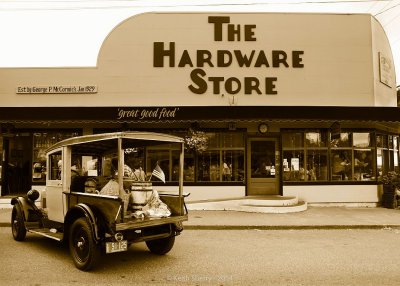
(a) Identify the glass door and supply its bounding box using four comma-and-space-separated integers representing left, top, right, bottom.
247, 138, 280, 195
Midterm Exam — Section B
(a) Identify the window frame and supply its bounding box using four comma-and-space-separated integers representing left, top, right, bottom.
282, 129, 379, 184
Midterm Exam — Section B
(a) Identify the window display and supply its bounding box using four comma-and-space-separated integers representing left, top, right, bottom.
377, 134, 399, 180
222, 150, 244, 182
331, 150, 351, 180
198, 151, 220, 182
354, 149, 374, 180
182, 152, 195, 182
187, 132, 245, 183
282, 150, 305, 181
283, 130, 377, 183
307, 150, 328, 181
283, 131, 328, 182
353, 133, 375, 181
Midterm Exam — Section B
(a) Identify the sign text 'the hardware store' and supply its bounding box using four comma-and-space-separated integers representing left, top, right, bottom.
153, 16, 305, 95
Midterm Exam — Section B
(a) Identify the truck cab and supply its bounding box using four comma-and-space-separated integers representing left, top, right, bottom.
11, 132, 188, 271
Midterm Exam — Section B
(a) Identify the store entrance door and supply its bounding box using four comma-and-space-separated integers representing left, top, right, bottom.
247, 138, 280, 196
2, 133, 32, 196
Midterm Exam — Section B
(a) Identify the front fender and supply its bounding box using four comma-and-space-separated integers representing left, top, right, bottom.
11, 196, 40, 223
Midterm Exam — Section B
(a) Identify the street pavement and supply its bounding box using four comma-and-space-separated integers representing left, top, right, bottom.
2, 203, 400, 229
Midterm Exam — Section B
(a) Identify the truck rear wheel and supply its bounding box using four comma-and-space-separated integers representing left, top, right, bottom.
146, 235, 175, 255
69, 217, 100, 271
11, 204, 26, 241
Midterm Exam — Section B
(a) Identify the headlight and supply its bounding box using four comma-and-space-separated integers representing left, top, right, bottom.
114, 232, 124, 241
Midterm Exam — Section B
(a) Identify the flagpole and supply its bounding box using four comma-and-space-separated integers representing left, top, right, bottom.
148, 160, 158, 182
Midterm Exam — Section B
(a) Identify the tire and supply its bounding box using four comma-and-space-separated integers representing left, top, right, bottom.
69, 217, 100, 271
11, 204, 26, 241
146, 235, 175, 255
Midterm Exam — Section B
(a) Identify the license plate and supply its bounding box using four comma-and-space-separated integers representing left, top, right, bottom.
106, 240, 128, 253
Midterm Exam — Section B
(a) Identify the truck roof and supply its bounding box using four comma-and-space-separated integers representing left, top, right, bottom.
46, 131, 184, 153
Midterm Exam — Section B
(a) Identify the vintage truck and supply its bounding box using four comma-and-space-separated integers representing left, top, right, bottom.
11, 132, 188, 271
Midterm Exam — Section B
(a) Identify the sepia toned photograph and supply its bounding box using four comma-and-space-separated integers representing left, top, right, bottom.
0, 1, 399, 285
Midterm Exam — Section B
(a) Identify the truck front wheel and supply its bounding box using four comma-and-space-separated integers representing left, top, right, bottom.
69, 217, 100, 271
11, 204, 26, 241
146, 235, 175, 255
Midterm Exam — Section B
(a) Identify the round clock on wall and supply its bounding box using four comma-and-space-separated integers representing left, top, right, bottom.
258, 123, 268, 134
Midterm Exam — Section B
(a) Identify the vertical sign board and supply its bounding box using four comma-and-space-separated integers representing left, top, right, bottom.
379, 52, 394, 88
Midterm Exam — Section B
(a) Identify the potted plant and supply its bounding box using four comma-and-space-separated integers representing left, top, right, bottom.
184, 128, 208, 153
381, 171, 400, 209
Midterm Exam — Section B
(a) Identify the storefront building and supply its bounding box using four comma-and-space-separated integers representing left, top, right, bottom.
0, 12, 398, 204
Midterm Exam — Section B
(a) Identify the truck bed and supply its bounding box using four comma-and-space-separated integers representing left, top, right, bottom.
116, 214, 188, 231
67, 192, 188, 232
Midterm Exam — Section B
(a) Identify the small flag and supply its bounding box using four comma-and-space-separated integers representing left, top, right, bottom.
152, 164, 166, 183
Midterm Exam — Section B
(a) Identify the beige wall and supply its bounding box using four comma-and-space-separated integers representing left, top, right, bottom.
0, 12, 396, 108
284, 185, 380, 203
371, 17, 397, 106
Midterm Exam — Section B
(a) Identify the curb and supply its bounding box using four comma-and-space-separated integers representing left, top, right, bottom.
2, 223, 400, 230
182, 225, 400, 230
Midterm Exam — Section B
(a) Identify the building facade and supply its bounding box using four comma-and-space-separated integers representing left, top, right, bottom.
0, 12, 398, 204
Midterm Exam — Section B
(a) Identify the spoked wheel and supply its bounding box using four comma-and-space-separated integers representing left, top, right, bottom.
11, 204, 26, 241
146, 235, 175, 255
69, 217, 100, 271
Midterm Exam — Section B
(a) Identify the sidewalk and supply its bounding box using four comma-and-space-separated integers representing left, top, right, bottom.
2, 205, 400, 229
184, 207, 400, 230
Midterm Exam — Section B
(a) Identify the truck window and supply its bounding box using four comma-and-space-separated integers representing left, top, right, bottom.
70, 146, 114, 194
49, 151, 62, 180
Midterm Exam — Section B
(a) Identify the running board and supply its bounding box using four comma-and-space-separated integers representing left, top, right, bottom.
28, 228, 63, 241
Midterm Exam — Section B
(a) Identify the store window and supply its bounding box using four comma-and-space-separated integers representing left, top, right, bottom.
198, 150, 220, 182
196, 132, 244, 182
377, 134, 399, 179
307, 150, 328, 181
330, 133, 352, 181
331, 150, 352, 181
330, 131, 376, 182
395, 137, 399, 172
146, 148, 170, 182
282, 131, 328, 182
353, 132, 375, 181
0, 134, 2, 183
283, 130, 377, 183
182, 151, 195, 182
154, 131, 245, 183
223, 150, 245, 181
94, 129, 245, 184
32, 131, 80, 184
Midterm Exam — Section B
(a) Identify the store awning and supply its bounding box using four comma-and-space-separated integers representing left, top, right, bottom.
0, 106, 399, 124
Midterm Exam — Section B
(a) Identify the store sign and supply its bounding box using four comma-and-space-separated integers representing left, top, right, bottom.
153, 16, 305, 96
379, 52, 394, 88
117, 107, 180, 120
16, 85, 98, 94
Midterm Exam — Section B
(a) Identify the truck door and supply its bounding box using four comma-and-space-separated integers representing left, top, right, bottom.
46, 148, 68, 222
